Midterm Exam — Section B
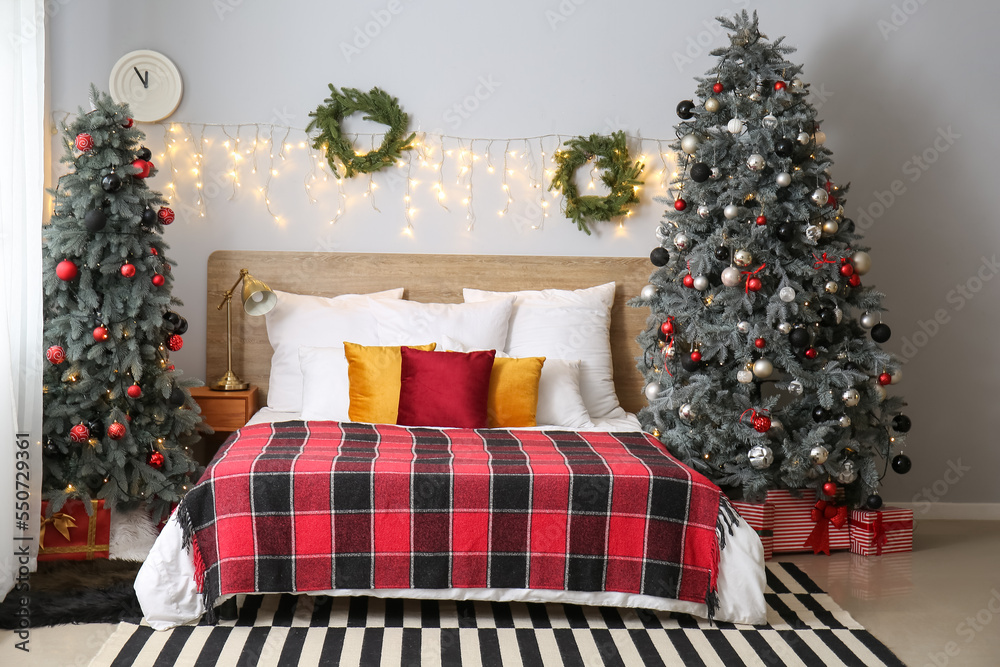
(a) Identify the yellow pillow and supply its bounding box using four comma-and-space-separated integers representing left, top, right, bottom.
345, 342, 436, 424
487, 356, 545, 428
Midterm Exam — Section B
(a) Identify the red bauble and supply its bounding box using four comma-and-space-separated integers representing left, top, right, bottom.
712, 82, 724, 93
107, 422, 126, 440
754, 338, 766, 349
774, 81, 787, 91
804, 347, 818, 359
93, 326, 109, 342
157, 207, 175, 225
123, 118, 134, 128
152, 274, 165, 287
822, 481, 838, 496
150, 247, 159, 256
674, 198, 687, 211
56, 259, 78, 281
660, 320, 674, 336
146, 161, 155, 173
132, 159, 151, 179
75, 133, 94, 151
746, 277, 762, 292
848, 274, 862, 287
70, 424, 89, 443
878, 372, 892, 386
682, 274, 695, 288
167, 364, 175, 371
147, 451, 165, 469
755, 215, 767, 226
46, 345, 66, 364
752, 415, 771, 433
127, 384, 142, 399
839, 263, 854, 277
120, 263, 136, 278
167, 334, 184, 351
690, 350, 702, 363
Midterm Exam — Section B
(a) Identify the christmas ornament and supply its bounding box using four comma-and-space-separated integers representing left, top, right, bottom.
120, 263, 136, 278
839, 415, 852, 428
866, 494, 883, 510
871, 323, 892, 343
70, 424, 89, 442
810, 188, 829, 206
681, 134, 700, 154
890, 368, 903, 384
167, 334, 184, 351
724, 204, 740, 219
804, 347, 818, 359
848, 274, 862, 287
127, 384, 142, 399
737, 321, 751, 333
157, 207, 175, 225
56, 259, 78, 281
851, 251, 872, 275
676, 100, 695, 119
819, 308, 838, 327
673, 232, 690, 250
752, 413, 771, 432
678, 403, 696, 420
860, 311, 879, 329
778, 286, 796, 302
814, 131, 827, 145
727, 118, 744, 134
746, 154, 766, 171
644, 381, 661, 401
733, 249, 752, 267
842, 388, 860, 406
754, 337, 766, 349
660, 319, 674, 336
822, 481, 838, 496
690, 162, 711, 182
822, 220, 839, 235
823, 281, 838, 294
682, 274, 695, 288
788, 379, 804, 395
777, 322, 792, 334
87, 420, 103, 439
704, 97, 720, 112
774, 80, 786, 91
789, 328, 810, 348
122, 117, 134, 127
169, 386, 187, 407
84, 209, 107, 232
874, 384, 887, 402
93, 326, 109, 342
891, 454, 912, 474
892, 414, 912, 432
839, 263, 855, 277
755, 215, 767, 226
721, 267, 741, 286
774, 138, 794, 157
673, 198, 687, 211
692, 275, 709, 291
650, 247, 670, 266
663, 342, 675, 357
137, 146, 152, 161
878, 372, 892, 386
762, 114, 778, 129
132, 159, 151, 179
805, 224, 822, 242
797, 131, 811, 144
748, 445, 773, 469
712, 82, 724, 93
837, 461, 858, 484
44, 439, 59, 456
681, 355, 701, 372
710, 167, 721, 179
775, 172, 792, 187
752, 358, 773, 378
714, 246, 730, 261
152, 274, 165, 286
810, 446, 829, 465
147, 451, 165, 469
737, 368, 753, 383
812, 406, 830, 422
690, 350, 702, 363
746, 277, 762, 292
163, 311, 182, 329
75, 133, 94, 151
791, 78, 804, 91
107, 422, 126, 440
46, 345, 66, 364
640, 284, 658, 301
776, 222, 795, 241
101, 173, 123, 192
141, 207, 158, 227
697, 205, 711, 218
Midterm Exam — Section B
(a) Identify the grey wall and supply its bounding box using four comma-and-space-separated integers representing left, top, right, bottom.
47, 0, 1000, 506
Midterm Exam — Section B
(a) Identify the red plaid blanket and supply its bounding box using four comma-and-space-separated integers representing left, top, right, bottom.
178, 422, 736, 619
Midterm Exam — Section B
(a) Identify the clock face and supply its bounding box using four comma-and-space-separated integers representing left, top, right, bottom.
109, 50, 183, 122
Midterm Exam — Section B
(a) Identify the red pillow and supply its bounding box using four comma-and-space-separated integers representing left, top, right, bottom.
397, 347, 496, 428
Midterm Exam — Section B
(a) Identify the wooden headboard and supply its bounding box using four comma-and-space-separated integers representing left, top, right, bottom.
207, 252, 652, 413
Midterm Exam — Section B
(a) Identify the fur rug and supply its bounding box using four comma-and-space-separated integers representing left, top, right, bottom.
0, 559, 143, 627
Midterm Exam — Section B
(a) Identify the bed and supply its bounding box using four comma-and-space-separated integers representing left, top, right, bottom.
135, 252, 766, 630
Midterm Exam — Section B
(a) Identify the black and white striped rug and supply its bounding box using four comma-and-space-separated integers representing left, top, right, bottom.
91, 563, 903, 666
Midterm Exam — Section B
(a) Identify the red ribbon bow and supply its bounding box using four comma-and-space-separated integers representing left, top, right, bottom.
804, 499, 848, 555
872, 513, 912, 556
742, 263, 766, 293
812, 252, 837, 269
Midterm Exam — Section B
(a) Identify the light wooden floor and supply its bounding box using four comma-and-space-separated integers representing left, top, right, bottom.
2, 520, 998, 666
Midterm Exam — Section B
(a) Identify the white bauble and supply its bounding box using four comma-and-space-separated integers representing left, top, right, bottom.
698, 205, 711, 219
822, 219, 839, 235
810, 446, 829, 465
721, 267, 741, 287
640, 284, 658, 301
762, 114, 778, 129
814, 130, 827, 145
890, 368, 903, 384
724, 204, 740, 219
842, 388, 861, 407
680, 133, 700, 155
737, 320, 751, 333
644, 381, 661, 401
679, 403, 696, 420
727, 118, 744, 134
810, 188, 829, 206
797, 131, 811, 145
673, 232, 690, 250
746, 153, 766, 171
778, 286, 796, 302
839, 415, 852, 428
778, 322, 792, 334
737, 369, 754, 384
775, 172, 792, 187
851, 251, 872, 275
748, 445, 773, 469
859, 311, 879, 329
788, 379, 804, 395
824, 281, 839, 294
693, 275, 709, 291
733, 249, 752, 267
752, 358, 773, 378
704, 97, 720, 112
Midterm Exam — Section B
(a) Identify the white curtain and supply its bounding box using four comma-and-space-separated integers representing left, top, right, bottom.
0, 0, 45, 598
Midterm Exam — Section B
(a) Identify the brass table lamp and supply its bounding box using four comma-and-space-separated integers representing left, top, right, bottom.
213, 268, 276, 391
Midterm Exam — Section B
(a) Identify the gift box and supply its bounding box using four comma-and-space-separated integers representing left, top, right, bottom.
849, 506, 913, 556
38, 499, 110, 561
767, 489, 850, 555
730, 500, 775, 560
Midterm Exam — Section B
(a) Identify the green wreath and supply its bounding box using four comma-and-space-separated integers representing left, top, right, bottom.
307, 86, 415, 178
548, 131, 644, 235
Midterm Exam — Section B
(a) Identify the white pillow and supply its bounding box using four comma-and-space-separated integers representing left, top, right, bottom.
298, 346, 351, 421
370, 296, 515, 351
263, 288, 404, 411
463, 283, 619, 420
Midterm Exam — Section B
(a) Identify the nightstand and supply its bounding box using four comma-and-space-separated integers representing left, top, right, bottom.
187, 385, 259, 465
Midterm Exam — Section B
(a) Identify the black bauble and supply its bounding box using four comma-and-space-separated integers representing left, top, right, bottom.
812, 406, 830, 422
818, 307, 838, 327
676, 100, 695, 119
169, 386, 186, 407
690, 162, 711, 183
892, 454, 912, 474
775, 222, 796, 242
681, 355, 702, 372
137, 147, 152, 161
84, 209, 107, 232
44, 439, 59, 456
141, 207, 158, 226
788, 327, 810, 349
174, 317, 188, 335
774, 138, 795, 158
892, 414, 912, 433
650, 247, 670, 267
871, 323, 892, 343
714, 246, 730, 262
865, 494, 884, 510
101, 173, 123, 192
843, 361, 859, 371
163, 311, 181, 329
87, 420, 104, 440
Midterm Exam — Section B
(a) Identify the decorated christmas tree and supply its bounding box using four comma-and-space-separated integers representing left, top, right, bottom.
42, 87, 206, 522
634, 12, 912, 509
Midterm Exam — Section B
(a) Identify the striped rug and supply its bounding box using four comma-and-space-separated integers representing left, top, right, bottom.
90, 563, 904, 666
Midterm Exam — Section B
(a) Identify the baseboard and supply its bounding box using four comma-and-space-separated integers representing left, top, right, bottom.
890, 502, 1000, 520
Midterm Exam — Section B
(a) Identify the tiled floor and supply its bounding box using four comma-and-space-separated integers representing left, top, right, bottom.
2, 519, 998, 666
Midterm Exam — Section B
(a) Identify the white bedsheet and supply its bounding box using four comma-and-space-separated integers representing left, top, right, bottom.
136, 412, 766, 630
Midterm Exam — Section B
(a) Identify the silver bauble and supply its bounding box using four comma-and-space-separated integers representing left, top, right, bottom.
693, 275, 709, 291
839, 415, 852, 428
746, 154, 766, 171
664, 341, 675, 357
737, 369, 754, 384
809, 446, 829, 465
797, 131, 811, 145
748, 445, 773, 469
680, 133, 700, 155
824, 281, 839, 294
778, 286, 796, 302
837, 469, 858, 484
749, 91, 762, 102
822, 219, 839, 235
788, 379, 804, 395
733, 249, 752, 267
655, 225, 670, 241
791, 78, 804, 91
640, 284, 658, 301
752, 358, 773, 378
842, 388, 861, 407
835, 307, 844, 324
698, 205, 711, 219
775, 172, 792, 187
890, 368, 903, 384
805, 224, 822, 243
814, 130, 827, 145
721, 267, 741, 287
724, 204, 740, 219
644, 381, 661, 401
778, 322, 793, 334
704, 97, 720, 112
811, 188, 829, 206
727, 118, 745, 134
679, 403, 696, 420
673, 232, 690, 251
710, 167, 721, 179
838, 459, 858, 478
737, 320, 751, 333
873, 384, 887, 402
762, 114, 778, 129
851, 251, 872, 275
859, 311, 879, 329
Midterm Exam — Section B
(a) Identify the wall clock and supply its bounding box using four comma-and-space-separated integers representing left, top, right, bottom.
109, 50, 183, 122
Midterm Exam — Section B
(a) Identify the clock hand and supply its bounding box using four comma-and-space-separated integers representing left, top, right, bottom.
133, 66, 149, 89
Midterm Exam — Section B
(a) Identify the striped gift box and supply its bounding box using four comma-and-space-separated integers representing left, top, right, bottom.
849, 506, 914, 556
767, 489, 849, 554
729, 500, 774, 560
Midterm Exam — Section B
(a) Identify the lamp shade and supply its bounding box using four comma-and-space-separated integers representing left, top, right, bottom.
241, 273, 276, 316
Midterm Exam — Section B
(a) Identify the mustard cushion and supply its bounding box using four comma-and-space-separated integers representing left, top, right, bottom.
487, 356, 545, 428
345, 342, 436, 424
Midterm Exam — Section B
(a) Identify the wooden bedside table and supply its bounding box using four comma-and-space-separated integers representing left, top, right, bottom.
187, 385, 259, 465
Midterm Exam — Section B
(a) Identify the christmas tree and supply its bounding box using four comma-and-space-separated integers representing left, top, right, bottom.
635, 12, 912, 509
42, 86, 206, 522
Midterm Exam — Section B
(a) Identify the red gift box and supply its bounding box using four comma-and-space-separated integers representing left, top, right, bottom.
730, 500, 775, 560
767, 489, 849, 555
38, 499, 110, 561
849, 506, 913, 556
